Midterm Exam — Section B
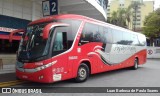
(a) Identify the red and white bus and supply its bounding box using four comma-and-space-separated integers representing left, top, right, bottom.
14, 14, 147, 83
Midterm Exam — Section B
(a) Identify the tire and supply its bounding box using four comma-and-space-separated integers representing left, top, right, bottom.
16, 76, 20, 80
132, 58, 138, 70
75, 63, 89, 83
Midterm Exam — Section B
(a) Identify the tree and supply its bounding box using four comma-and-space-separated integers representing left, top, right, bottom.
108, 0, 144, 29
110, 11, 118, 25
143, 8, 160, 46
125, 6, 133, 29
109, 9, 127, 28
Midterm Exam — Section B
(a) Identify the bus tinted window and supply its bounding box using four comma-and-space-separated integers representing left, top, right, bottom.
103, 27, 113, 44
80, 23, 99, 45
131, 34, 140, 46
138, 34, 146, 46
112, 29, 123, 44
123, 31, 132, 45
58, 19, 81, 48
93, 26, 102, 42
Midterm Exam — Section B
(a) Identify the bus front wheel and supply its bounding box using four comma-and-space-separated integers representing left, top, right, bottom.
75, 63, 89, 83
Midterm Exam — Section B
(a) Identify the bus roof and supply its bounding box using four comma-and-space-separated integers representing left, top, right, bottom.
29, 14, 105, 25
29, 14, 144, 36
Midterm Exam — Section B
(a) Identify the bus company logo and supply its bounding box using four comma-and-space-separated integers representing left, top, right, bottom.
2, 88, 11, 93
148, 50, 153, 55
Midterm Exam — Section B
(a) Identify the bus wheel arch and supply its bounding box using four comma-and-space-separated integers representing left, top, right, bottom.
74, 61, 91, 83
81, 61, 91, 75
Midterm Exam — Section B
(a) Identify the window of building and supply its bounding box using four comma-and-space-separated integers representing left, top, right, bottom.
137, 19, 141, 21
137, 11, 141, 13
137, 15, 141, 17
136, 23, 141, 25
119, 4, 124, 6
138, 6, 141, 9
0, 39, 19, 54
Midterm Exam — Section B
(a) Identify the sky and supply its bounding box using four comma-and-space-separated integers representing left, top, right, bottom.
109, 0, 160, 10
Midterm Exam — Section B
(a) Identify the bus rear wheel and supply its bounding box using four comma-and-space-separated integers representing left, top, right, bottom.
75, 63, 89, 83
132, 58, 138, 70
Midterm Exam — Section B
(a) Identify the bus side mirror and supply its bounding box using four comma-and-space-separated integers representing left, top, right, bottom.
42, 23, 69, 39
9, 29, 25, 43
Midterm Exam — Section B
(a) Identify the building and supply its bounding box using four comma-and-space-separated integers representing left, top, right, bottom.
107, 0, 154, 31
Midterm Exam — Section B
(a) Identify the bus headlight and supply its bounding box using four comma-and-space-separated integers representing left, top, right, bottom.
35, 60, 57, 71
24, 60, 57, 73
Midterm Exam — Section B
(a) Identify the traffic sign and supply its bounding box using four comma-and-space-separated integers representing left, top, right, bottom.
42, 0, 58, 16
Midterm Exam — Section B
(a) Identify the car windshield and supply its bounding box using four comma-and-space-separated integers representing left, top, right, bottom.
18, 23, 51, 62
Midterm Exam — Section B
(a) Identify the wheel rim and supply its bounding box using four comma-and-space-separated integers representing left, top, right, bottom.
79, 67, 87, 79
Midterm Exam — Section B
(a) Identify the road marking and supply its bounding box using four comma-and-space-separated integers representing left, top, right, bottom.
0, 80, 27, 87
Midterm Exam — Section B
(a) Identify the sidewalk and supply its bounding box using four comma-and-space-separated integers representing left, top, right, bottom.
0, 64, 15, 74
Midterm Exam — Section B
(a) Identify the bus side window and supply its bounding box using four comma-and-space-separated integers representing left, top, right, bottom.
52, 31, 67, 56
53, 32, 63, 51
137, 34, 146, 46
103, 27, 113, 44
79, 23, 94, 45
112, 29, 123, 44
93, 26, 102, 42
58, 19, 81, 49
131, 34, 140, 46
123, 32, 132, 45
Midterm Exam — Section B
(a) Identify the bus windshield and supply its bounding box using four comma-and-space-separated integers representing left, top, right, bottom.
17, 19, 81, 62
18, 23, 51, 62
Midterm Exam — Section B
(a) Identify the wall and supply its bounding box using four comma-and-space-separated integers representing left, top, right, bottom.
0, 0, 42, 21
0, 54, 16, 65
141, 1, 154, 28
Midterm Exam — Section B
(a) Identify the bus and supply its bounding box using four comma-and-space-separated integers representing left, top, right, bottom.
13, 14, 147, 83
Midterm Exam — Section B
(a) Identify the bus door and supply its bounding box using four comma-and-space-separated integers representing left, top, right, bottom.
50, 26, 72, 80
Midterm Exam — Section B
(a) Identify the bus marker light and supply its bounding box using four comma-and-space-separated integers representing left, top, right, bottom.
39, 75, 44, 80
77, 48, 81, 53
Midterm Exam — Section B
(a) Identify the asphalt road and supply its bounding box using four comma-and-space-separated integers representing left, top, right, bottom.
1, 59, 160, 96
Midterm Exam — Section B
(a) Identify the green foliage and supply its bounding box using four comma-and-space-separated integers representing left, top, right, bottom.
143, 8, 160, 39
108, 0, 144, 29
109, 9, 127, 28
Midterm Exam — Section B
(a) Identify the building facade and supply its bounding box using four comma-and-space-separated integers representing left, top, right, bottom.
107, 0, 154, 31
